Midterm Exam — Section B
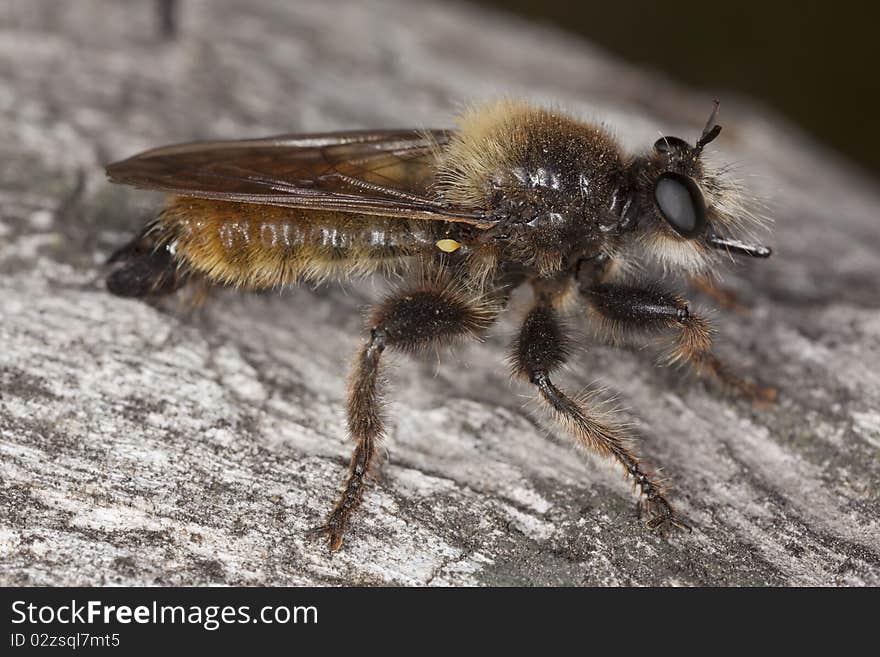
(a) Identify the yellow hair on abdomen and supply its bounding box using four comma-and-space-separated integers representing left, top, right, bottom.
157, 197, 431, 289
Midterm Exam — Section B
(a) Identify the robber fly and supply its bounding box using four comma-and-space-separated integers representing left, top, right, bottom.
106, 99, 774, 551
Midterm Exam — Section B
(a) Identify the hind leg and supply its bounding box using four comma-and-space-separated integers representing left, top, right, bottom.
107, 225, 189, 298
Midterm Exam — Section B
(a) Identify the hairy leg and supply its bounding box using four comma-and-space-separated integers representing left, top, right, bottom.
689, 274, 750, 315
510, 301, 688, 532
581, 283, 776, 404
317, 281, 498, 551
106, 225, 189, 298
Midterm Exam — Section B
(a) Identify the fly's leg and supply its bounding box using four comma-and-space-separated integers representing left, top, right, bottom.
316, 281, 498, 552
510, 301, 689, 533
581, 283, 776, 404
106, 224, 189, 299
689, 275, 750, 315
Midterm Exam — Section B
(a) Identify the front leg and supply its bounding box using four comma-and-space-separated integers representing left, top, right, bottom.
689, 274, 750, 315
511, 301, 688, 532
317, 281, 498, 552
581, 283, 776, 404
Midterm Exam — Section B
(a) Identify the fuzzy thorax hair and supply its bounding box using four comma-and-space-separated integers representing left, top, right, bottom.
434, 99, 619, 209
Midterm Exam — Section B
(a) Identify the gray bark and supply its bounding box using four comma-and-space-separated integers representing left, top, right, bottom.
1, 0, 878, 586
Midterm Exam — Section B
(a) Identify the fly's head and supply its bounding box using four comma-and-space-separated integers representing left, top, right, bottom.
620, 103, 771, 274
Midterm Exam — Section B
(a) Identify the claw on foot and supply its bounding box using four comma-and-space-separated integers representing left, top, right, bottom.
640, 496, 692, 534
308, 520, 346, 553
751, 384, 778, 407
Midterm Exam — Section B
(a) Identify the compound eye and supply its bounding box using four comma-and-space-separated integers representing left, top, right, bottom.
653, 172, 707, 238
653, 136, 691, 155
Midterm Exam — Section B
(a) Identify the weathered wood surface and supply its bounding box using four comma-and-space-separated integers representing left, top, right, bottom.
1, 0, 878, 586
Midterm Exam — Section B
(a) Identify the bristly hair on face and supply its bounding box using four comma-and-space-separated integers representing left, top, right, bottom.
628, 106, 771, 277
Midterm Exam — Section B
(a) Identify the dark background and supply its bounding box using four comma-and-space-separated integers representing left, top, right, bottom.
479, 1, 880, 179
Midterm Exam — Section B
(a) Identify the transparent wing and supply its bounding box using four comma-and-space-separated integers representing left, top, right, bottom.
106, 129, 491, 226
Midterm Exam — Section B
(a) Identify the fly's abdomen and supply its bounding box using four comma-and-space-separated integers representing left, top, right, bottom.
158, 197, 435, 288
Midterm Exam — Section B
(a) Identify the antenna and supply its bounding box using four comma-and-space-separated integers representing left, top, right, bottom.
695, 100, 722, 153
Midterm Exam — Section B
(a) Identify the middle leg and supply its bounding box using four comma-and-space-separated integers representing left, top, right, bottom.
510, 300, 688, 532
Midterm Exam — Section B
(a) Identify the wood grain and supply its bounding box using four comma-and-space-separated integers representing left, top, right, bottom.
0, 0, 877, 585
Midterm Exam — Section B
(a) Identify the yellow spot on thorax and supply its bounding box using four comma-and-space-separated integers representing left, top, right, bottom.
435, 239, 462, 253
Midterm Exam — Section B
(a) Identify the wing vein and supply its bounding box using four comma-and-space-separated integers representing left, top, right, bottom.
106, 129, 494, 227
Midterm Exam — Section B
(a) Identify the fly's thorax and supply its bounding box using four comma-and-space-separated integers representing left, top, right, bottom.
490, 150, 633, 275
482, 181, 606, 276
436, 100, 628, 276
